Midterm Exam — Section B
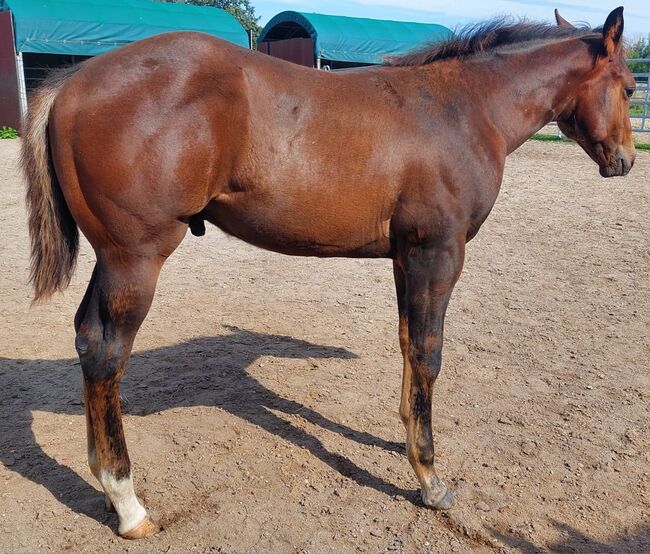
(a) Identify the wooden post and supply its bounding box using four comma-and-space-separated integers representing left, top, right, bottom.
0, 10, 22, 129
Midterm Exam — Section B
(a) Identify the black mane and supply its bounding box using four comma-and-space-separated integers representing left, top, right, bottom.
388, 18, 601, 66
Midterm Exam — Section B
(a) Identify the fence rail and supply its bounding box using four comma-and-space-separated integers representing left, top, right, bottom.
628, 58, 650, 132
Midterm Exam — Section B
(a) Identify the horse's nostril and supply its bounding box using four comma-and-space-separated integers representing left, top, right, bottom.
619, 155, 633, 176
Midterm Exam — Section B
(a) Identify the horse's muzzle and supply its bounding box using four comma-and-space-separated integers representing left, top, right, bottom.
599, 151, 634, 177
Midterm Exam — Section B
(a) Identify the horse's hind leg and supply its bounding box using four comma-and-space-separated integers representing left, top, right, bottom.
75, 252, 169, 538
397, 236, 465, 510
74, 267, 115, 511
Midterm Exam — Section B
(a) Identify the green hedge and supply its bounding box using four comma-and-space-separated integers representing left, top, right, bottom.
0, 126, 19, 139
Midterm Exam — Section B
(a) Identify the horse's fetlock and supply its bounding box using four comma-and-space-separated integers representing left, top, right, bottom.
418, 447, 435, 467
399, 408, 410, 428
88, 449, 100, 479
406, 447, 418, 465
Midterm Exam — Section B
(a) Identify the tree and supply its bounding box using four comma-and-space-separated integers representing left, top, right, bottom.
626, 34, 650, 79
162, 0, 261, 45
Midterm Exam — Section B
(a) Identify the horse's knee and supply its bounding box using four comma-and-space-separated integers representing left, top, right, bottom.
409, 346, 442, 379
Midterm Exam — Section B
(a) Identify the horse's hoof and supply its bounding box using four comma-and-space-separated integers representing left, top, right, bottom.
429, 488, 454, 510
120, 517, 160, 540
422, 480, 455, 510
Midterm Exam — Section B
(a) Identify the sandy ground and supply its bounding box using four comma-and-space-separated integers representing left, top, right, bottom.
0, 138, 648, 553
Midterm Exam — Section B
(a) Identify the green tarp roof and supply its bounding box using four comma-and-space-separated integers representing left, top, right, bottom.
259, 11, 453, 64
0, 0, 248, 56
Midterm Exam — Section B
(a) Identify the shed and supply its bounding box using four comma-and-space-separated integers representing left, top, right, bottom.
258, 11, 453, 69
0, 0, 248, 129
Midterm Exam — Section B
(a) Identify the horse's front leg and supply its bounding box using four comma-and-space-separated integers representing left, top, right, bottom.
399, 235, 465, 509
393, 260, 412, 428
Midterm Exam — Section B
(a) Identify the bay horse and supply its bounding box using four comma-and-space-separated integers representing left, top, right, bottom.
21, 7, 635, 539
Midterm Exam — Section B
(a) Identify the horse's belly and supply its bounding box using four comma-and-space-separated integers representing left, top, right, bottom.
204, 192, 394, 258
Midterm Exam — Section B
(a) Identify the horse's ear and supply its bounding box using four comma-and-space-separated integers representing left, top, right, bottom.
554, 9, 574, 29
603, 7, 624, 59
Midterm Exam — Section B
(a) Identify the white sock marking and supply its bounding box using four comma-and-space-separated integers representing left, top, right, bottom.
99, 470, 147, 534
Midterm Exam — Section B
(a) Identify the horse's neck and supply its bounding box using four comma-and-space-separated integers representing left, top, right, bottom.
466, 39, 595, 154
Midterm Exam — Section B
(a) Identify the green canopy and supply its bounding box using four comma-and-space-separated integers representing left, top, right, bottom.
0, 0, 248, 56
259, 11, 453, 65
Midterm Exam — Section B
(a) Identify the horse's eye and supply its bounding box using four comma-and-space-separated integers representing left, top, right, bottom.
625, 87, 635, 98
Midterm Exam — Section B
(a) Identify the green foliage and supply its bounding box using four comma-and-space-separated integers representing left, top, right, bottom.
626, 35, 650, 76
531, 133, 566, 142
162, 0, 261, 45
0, 126, 18, 139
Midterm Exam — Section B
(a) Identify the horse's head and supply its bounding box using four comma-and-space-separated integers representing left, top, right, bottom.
556, 7, 636, 177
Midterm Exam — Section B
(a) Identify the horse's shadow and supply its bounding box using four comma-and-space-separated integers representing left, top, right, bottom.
0, 326, 410, 530
490, 519, 650, 554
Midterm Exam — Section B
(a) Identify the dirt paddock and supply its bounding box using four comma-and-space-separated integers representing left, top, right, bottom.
0, 138, 648, 553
